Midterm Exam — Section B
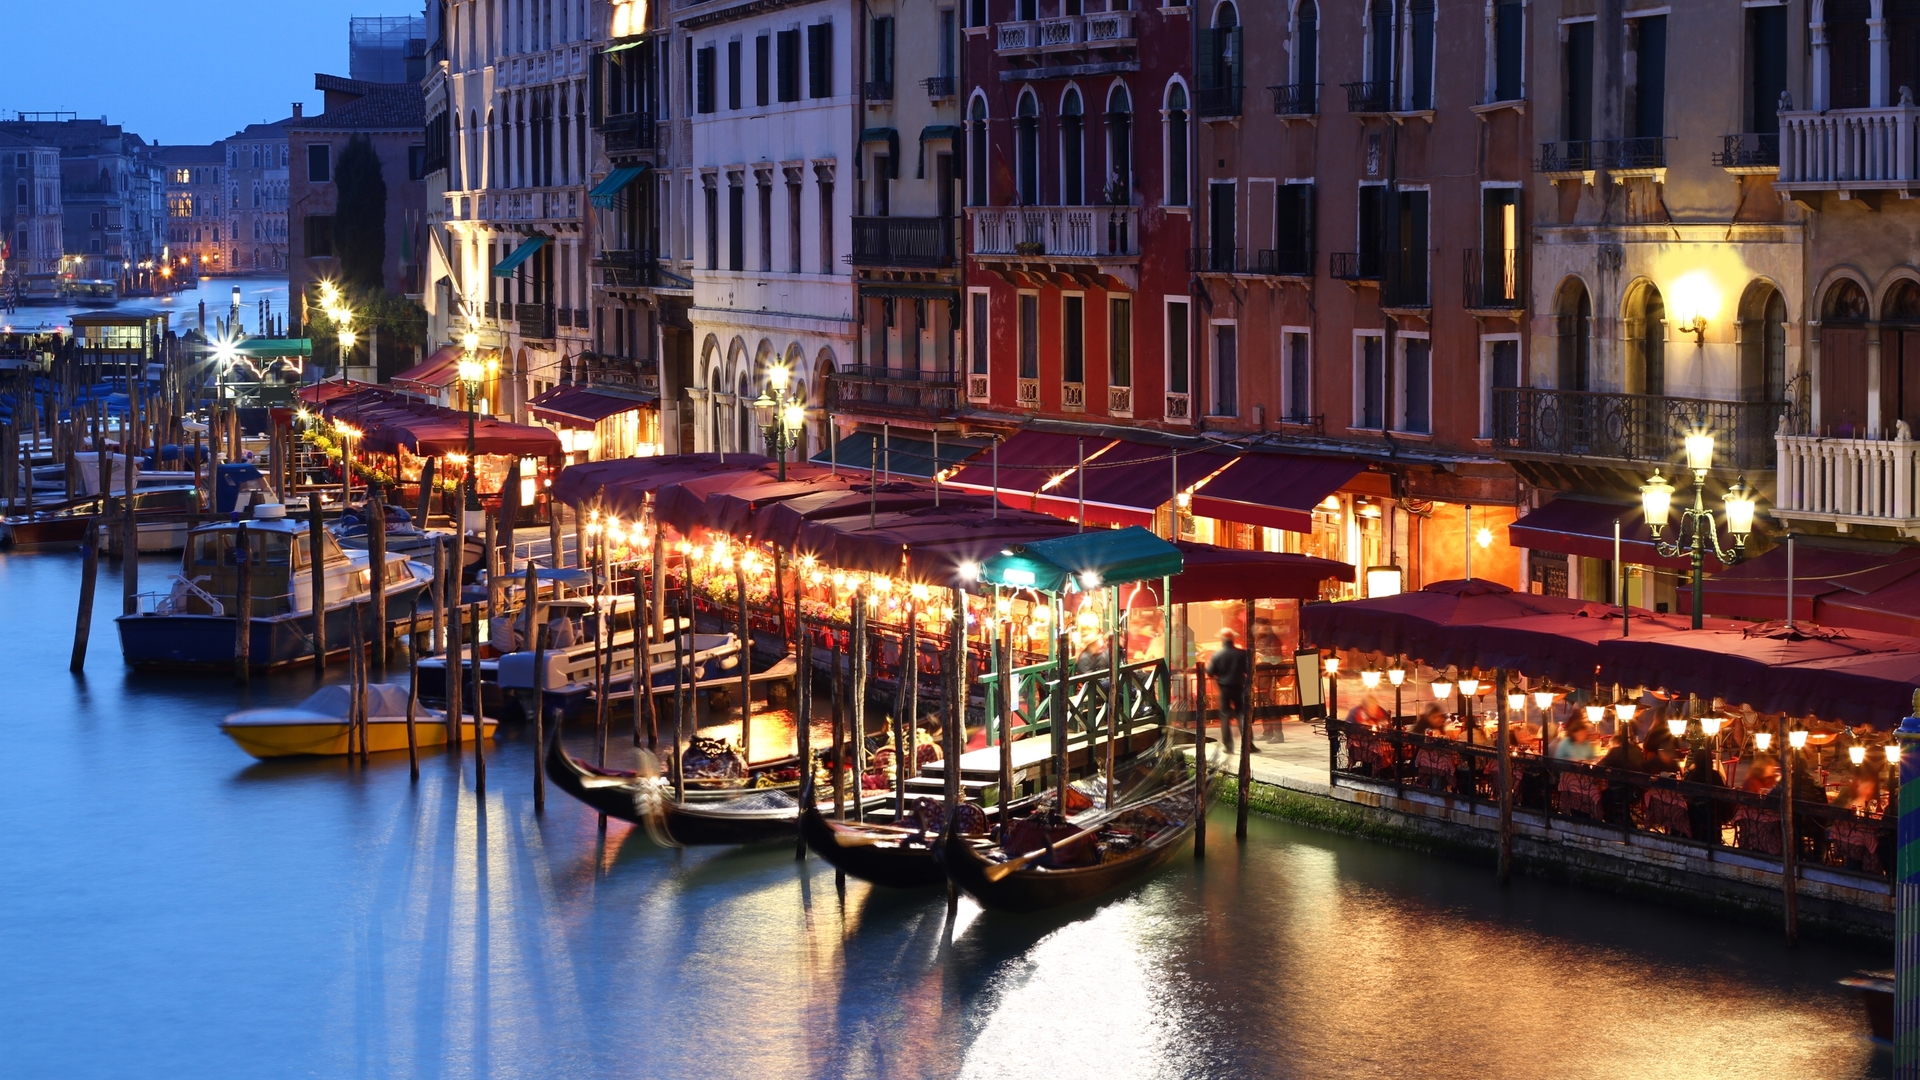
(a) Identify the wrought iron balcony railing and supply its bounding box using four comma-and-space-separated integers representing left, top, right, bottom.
863, 80, 894, 101
1342, 80, 1394, 114
1195, 83, 1242, 118
1489, 386, 1789, 470
1252, 248, 1313, 276
1329, 251, 1380, 281
1187, 246, 1239, 274
922, 75, 956, 98
1535, 137, 1669, 173
516, 302, 555, 341
1270, 83, 1320, 115
833, 364, 961, 416
1463, 247, 1525, 310
851, 216, 952, 268
1713, 133, 1780, 169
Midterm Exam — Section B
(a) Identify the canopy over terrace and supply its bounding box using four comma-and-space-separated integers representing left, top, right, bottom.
548, 453, 770, 517
1167, 542, 1354, 604
294, 377, 381, 404
1686, 540, 1920, 627
981, 527, 1185, 593
1301, 579, 1599, 664
1598, 623, 1920, 727
316, 388, 562, 458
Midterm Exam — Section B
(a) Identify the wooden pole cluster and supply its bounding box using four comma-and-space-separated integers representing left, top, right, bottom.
368, 485, 388, 670
233, 519, 252, 682
527, 560, 546, 811
310, 494, 328, 672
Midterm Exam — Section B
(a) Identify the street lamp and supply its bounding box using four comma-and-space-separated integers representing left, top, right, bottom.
458, 342, 486, 515
1640, 429, 1757, 630
752, 362, 806, 480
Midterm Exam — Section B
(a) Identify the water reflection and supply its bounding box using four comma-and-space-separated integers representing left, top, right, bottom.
0, 550, 1889, 1079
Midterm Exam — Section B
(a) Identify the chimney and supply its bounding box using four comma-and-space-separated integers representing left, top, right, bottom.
292, 103, 304, 119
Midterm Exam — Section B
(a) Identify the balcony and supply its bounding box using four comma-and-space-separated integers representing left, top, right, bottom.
1713, 133, 1780, 171
516, 302, 555, 341
922, 75, 956, 99
970, 206, 1139, 268
831, 364, 962, 417
1188, 246, 1240, 274
1535, 138, 1669, 178
1777, 105, 1920, 190
1085, 9, 1133, 43
1037, 14, 1083, 48
851, 216, 953, 268
1252, 248, 1313, 276
597, 111, 656, 154
996, 21, 1038, 53
863, 80, 894, 101
1062, 382, 1085, 411
1270, 83, 1320, 116
1329, 251, 1380, 281
1775, 430, 1920, 533
1108, 385, 1132, 416
1196, 83, 1242, 118
593, 249, 676, 289
1381, 255, 1429, 309
1342, 80, 1394, 114
1463, 247, 1525, 312
1489, 387, 1788, 471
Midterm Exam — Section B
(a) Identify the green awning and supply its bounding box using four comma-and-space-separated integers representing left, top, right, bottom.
980, 526, 1184, 593
916, 125, 961, 177
589, 165, 649, 208
491, 235, 549, 277
861, 127, 900, 179
809, 430, 986, 479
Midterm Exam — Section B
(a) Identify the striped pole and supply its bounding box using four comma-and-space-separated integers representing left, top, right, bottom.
1897, 692, 1920, 1077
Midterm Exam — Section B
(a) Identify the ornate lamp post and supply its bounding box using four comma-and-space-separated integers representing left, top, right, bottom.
1639, 430, 1758, 630
457, 332, 487, 516
751, 363, 807, 481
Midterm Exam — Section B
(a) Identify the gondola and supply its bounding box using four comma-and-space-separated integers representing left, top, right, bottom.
937, 770, 1209, 913
798, 803, 957, 889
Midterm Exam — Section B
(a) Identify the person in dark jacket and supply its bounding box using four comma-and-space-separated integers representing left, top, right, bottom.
1681, 748, 1730, 842
1207, 630, 1253, 754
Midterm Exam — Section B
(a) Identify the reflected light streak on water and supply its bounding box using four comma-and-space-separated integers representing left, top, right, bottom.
0, 552, 1891, 1079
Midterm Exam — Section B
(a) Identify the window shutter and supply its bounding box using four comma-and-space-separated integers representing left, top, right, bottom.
1196, 29, 1220, 91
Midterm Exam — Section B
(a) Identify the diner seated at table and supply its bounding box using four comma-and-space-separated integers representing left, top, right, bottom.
1766, 756, 1829, 805
1598, 730, 1646, 772
1838, 771, 1883, 814
1681, 749, 1730, 842
1346, 694, 1391, 730
1741, 754, 1781, 794
1409, 703, 1447, 737
1552, 717, 1598, 761
1640, 727, 1683, 774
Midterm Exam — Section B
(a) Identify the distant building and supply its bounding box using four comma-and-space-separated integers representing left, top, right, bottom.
0, 132, 64, 278
156, 143, 227, 277
225, 119, 292, 274
287, 76, 428, 354
350, 16, 427, 84
0, 114, 163, 288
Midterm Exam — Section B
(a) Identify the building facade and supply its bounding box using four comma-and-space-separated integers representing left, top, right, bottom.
158, 143, 228, 277
0, 133, 65, 279
226, 120, 293, 274
0, 115, 163, 287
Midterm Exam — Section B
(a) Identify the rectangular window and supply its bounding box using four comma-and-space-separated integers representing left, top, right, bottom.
1283, 330, 1312, 420
1275, 182, 1313, 274
704, 183, 719, 268
696, 46, 717, 114
1632, 16, 1667, 139
1485, 337, 1522, 439
1212, 324, 1238, 416
1208, 182, 1235, 271
808, 23, 833, 98
1494, 0, 1524, 102
756, 34, 771, 107
970, 0, 987, 28
758, 180, 773, 271
1109, 297, 1132, 386
788, 178, 803, 272
728, 183, 745, 270
940, 9, 957, 78
777, 30, 801, 102
1749, 6, 1787, 135
306, 144, 331, 183
1018, 293, 1039, 378
408, 144, 427, 180
970, 290, 990, 376
1397, 335, 1431, 434
304, 214, 334, 257
870, 16, 895, 93
818, 179, 834, 272
1480, 186, 1520, 306
1357, 184, 1385, 277
1166, 300, 1190, 394
1355, 334, 1385, 429
1564, 21, 1594, 141
1393, 188, 1429, 305
728, 40, 743, 110
1409, 0, 1435, 110
1062, 294, 1085, 384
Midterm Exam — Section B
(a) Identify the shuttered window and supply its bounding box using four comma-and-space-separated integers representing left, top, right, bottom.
807, 23, 833, 99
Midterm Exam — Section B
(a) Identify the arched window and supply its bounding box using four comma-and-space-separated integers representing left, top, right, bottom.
453, 114, 465, 189
1555, 278, 1592, 392
1821, 278, 1871, 433
1198, 3, 1241, 115
968, 97, 989, 206
736, 372, 752, 453
486, 108, 497, 188
1828, 0, 1871, 110
1369, 0, 1395, 92
1624, 281, 1666, 396
1105, 84, 1132, 202
1884, 280, 1920, 429
1016, 91, 1040, 206
1739, 282, 1790, 405
1165, 83, 1189, 207
1060, 88, 1084, 205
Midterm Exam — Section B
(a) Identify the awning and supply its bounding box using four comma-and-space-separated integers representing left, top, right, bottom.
295, 378, 380, 404
529, 384, 653, 427
946, 430, 1114, 502
1169, 541, 1353, 603
1063, 442, 1237, 527
981, 526, 1184, 593
392, 344, 465, 389
1817, 571, 1920, 637
589, 165, 649, 208
1506, 496, 1694, 571
604, 38, 647, 54
916, 125, 961, 177
1599, 623, 1920, 727
813, 430, 987, 479
1186, 453, 1364, 534
549, 453, 770, 516
1685, 541, 1920, 623
492, 235, 549, 277
860, 127, 900, 177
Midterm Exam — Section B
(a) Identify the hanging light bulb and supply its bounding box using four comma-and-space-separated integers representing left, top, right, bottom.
1387, 662, 1407, 687
1754, 731, 1773, 752
1850, 744, 1868, 766
1699, 715, 1723, 737
1361, 668, 1382, 690
1666, 717, 1688, 739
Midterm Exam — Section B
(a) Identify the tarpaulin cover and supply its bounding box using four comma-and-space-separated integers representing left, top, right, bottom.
1683, 541, 1920, 624
548, 454, 769, 517
391, 344, 465, 389
1167, 541, 1353, 604
809, 430, 987, 479
1186, 453, 1364, 534
1301, 579, 1596, 662
1506, 496, 1694, 571
1598, 623, 1920, 726
1817, 572, 1920, 638
529, 384, 651, 426
981, 526, 1184, 593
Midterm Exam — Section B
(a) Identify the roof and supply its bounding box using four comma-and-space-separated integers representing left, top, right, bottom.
291, 75, 426, 130
981, 526, 1185, 593
152, 143, 224, 165
229, 118, 293, 141
529, 384, 652, 426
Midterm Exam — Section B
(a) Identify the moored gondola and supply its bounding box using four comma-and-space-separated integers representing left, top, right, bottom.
798, 799, 988, 889
543, 729, 807, 845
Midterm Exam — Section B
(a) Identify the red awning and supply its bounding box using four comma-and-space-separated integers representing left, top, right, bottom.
1599, 623, 1920, 726
1817, 572, 1920, 637
548, 454, 770, 517
1186, 453, 1364, 534
945, 431, 1113, 506
1168, 541, 1354, 603
1506, 497, 1694, 571
1685, 541, 1920, 622
1302, 578, 1600, 661
529, 384, 653, 427
295, 378, 381, 404
391, 344, 466, 389
362, 415, 563, 458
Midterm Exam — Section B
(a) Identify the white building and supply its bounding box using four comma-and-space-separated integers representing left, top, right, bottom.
674, 0, 859, 461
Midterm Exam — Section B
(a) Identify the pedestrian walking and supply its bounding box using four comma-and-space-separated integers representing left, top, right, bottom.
1207, 629, 1254, 754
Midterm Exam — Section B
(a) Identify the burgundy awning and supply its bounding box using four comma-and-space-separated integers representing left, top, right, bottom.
529, 384, 652, 427
363, 415, 563, 458
1599, 623, 1920, 726
1301, 578, 1598, 661
1186, 453, 1364, 534
1168, 541, 1354, 603
652, 464, 826, 534
753, 483, 1001, 548
548, 454, 769, 516
1816, 572, 1920, 638
295, 378, 381, 404
945, 431, 1113, 505
1683, 541, 1920, 623
391, 344, 466, 389
1506, 497, 1694, 571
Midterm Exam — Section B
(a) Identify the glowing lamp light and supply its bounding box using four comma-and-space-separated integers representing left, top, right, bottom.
1456, 677, 1480, 697
957, 561, 980, 582
1850, 744, 1868, 766
1507, 692, 1526, 712
1360, 669, 1382, 690
1684, 431, 1716, 475
910, 583, 932, 603
1000, 567, 1036, 587
1475, 527, 1494, 550
458, 356, 485, 385
1614, 702, 1638, 724
462, 330, 480, 352
782, 402, 807, 431
1700, 715, 1723, 737
1640, 471, 1675, 531
1387, 664, 1407, 687
1754, 731, 1773, 752
1432, 680, 1455, 700
1324, 656, 1341, 676
1788, 728, 1809, 750
1667, 717, 1688, 739
1533, 689, 1555, 711
767, 362, 790, 392
1669, 270, 1719, 345
1365, 565, 1404, 598
1584, 704, 1607, 725
1888, 743, 1902, 764
1079, 570, 1102, 590
1723, 477, 1757, 540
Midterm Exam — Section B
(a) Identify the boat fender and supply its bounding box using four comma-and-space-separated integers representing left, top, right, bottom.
720, 655, 738, 670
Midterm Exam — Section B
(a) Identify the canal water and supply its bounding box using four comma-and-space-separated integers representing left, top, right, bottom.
7, 275, 290, 336
0, 550, 1893, 1080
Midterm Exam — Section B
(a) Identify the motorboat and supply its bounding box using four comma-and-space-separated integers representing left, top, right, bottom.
221, 682, 492, 758
1, 486, 201, 552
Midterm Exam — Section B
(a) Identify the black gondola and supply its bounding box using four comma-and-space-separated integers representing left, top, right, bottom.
797, 805, 952, 889
543, 731, 806, 845
936, 774, 1208, 913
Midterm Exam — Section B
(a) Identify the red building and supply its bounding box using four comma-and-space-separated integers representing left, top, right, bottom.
961, 1, 1192, 428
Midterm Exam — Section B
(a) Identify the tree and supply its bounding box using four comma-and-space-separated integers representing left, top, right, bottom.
332, 135, 387, 293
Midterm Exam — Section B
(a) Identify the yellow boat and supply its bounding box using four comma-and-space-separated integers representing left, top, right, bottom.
222, 684, 497, 759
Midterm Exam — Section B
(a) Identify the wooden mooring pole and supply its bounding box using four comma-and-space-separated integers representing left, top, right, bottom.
70, 519, 99, 673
